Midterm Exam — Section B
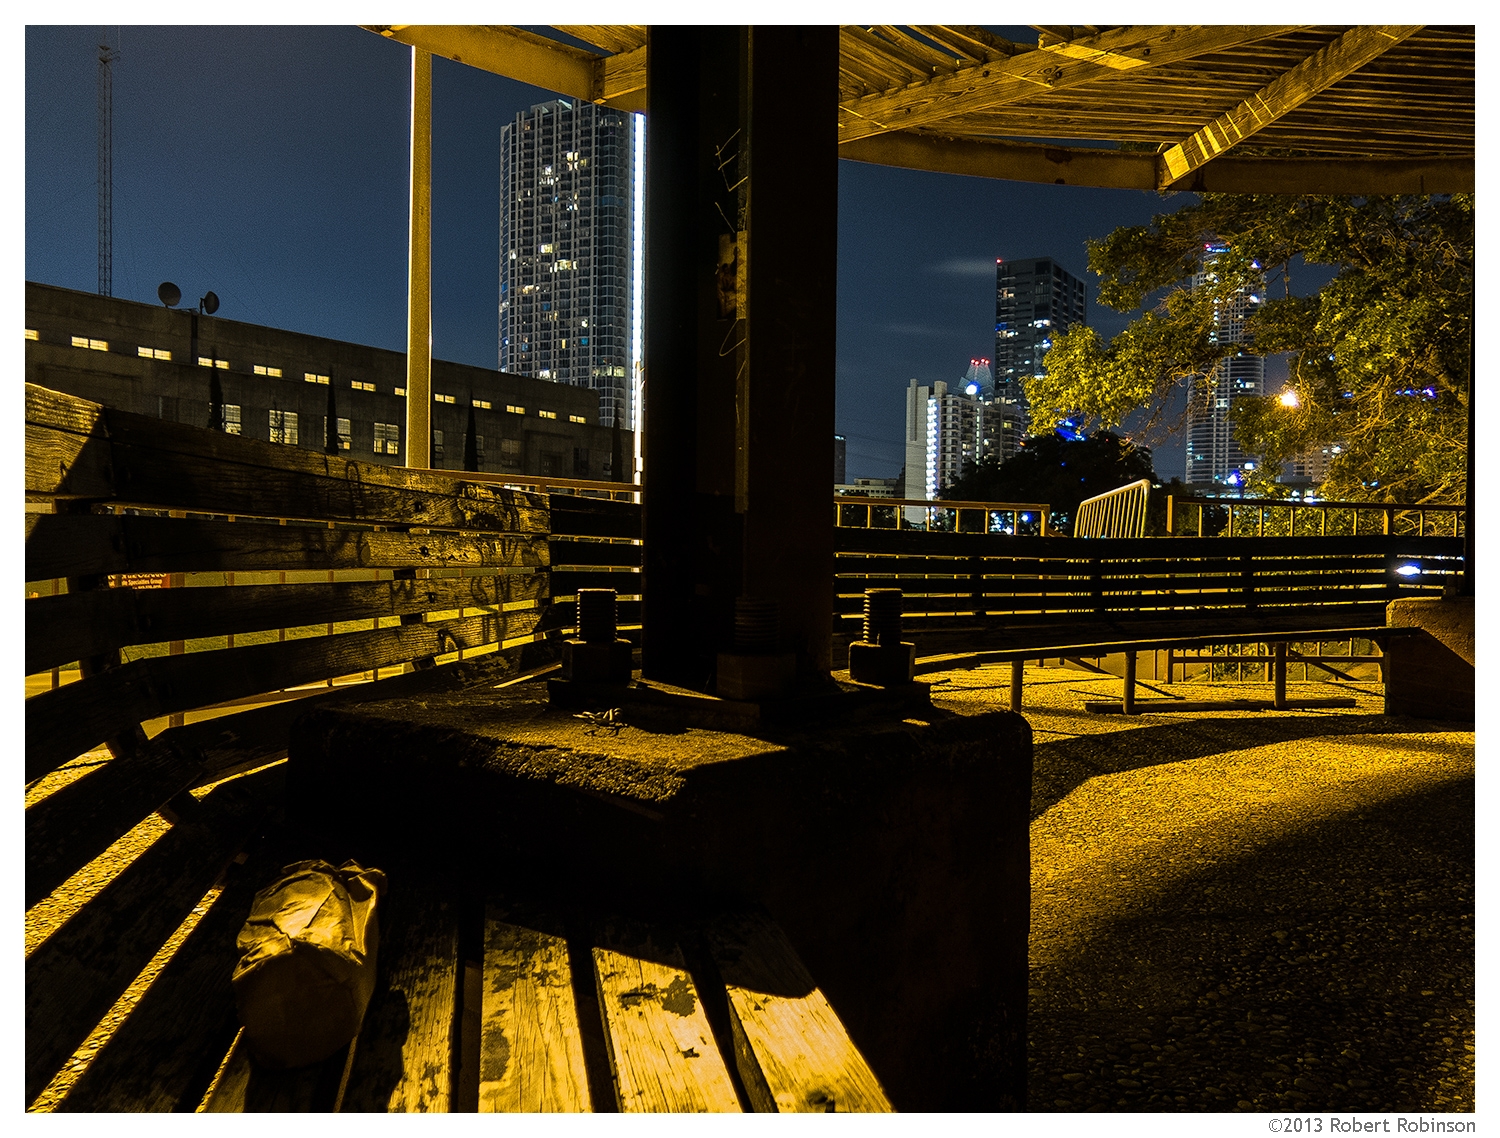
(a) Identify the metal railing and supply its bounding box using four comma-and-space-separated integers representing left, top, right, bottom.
1167, 495, 1466, 538
1074, 479, 1151, 539
834, 495, 1053, 536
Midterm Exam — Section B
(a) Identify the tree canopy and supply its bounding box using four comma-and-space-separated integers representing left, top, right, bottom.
943, 430, 1156, 534
1026, 194, 1473, 503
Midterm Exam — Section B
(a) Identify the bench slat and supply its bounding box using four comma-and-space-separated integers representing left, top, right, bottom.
479, 905, 593, 1112
28, 573, 546, 675
705, 912, 892, 1113
548, 538, 642, 568
340, 892, 461, 1112
24, 765, 284, 1107
27, 384, 549, 532
26, 514, 550, 581
549, 497, 640, 540
26, 612, 538, 781
593, 924, 741, 1113
54, 831, 288, 1111
202, 1031, 353, 1112
27, 653, 525, 909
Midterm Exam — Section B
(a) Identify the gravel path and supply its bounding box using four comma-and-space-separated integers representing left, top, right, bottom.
933, 666, 1475, 1114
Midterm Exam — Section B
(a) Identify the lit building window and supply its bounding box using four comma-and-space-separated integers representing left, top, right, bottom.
199, 356, 229, 369
137, 346, 172, 360
73, 336, 109, 351
538, 409, 558, 420
305, 372, 329, 385
351, 380, 375, 392
223, 404, 242, 435
473, 399, 492, 410
434, 393, 456, 404
25, 328, 38, 341
373, 422, 400, 455
394, 387, 407, 397
269, 410, 299, 445
569, 414, 586, 424
253, 364, 283, 377
506, 404, 525, 415
324, 416, 352, 450
432, 429, 445, 461
500, 438, 522, 466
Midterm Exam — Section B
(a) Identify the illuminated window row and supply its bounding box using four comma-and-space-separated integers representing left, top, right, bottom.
474, 399, 492, 410
351, 380, 375, 392
569, 414, 586, 424
138, 346, 172, 360
373, 422, 400, 455
25, 328, 38, 340
253, 365, 282, 377
435, 393, 456, 404
72, 336, 109, 351
506, 404, 525, 415
538, 410, 557, 420
199, 357, 229, 369
305, 372, 329, 385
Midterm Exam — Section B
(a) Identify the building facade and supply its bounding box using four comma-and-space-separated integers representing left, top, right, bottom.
499, 99, 640, 431
903, 378, 1007, 512
994, 257, 1088, 459
26, 282, 630, 480
1184, 243, 1266, 487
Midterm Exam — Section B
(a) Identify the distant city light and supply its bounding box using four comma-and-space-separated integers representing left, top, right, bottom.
1395, 563, 1422, 578
966, 382, 980, 395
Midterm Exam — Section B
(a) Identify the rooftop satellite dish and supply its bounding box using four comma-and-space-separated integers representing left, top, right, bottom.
158, 281, 182, 307
200, 291, 220, 316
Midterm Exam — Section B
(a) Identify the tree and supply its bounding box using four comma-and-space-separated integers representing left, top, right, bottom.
1027, 195, 1472, 503
943, 430, 1156, 535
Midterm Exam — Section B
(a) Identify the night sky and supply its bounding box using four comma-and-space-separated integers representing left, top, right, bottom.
27, 24, 1205, 482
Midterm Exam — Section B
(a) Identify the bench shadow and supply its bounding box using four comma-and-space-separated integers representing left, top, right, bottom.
1029, 776, 1474, 1112
1030, 713, 1468, 822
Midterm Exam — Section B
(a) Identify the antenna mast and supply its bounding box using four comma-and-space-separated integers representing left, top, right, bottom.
97, 29, 115, 297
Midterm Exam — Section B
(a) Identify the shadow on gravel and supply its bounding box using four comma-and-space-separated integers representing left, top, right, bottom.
1029, 713, 1467, 822
1029, 776, 1475, 1113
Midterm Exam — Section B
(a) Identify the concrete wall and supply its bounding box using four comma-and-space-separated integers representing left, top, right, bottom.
26, 281, 632, 481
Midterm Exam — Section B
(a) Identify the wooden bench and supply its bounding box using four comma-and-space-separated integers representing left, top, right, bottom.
25, 383, 890, 1112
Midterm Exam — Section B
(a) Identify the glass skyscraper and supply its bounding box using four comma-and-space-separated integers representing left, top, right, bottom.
499, 99, 638, 432
1185, 243, 1266, 486
994, 257, 1088, 459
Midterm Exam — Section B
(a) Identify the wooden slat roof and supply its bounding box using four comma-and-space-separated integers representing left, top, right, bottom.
365, 24, 1473, 195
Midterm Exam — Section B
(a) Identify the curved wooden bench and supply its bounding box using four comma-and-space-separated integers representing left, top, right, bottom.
25, 384, 890, 1112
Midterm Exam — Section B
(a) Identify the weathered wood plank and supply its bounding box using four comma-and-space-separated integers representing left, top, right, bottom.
25, 513, 550, 581
26, 383, 549, 532
1159, 26, 1420, 188
704, 912, 892, 1113
341, 892, 461, 1112
27, 572, 547, 675
26, 611, 539, 781
54, 830, 288, 1111
25, 765, 283, 1107
593, 924, 741, 1113
548, 496, 641, 540
838, 26, 1302, 143
479, 904, 592, 1112
27, 653, 524, 909
201, 1030, 352, 1112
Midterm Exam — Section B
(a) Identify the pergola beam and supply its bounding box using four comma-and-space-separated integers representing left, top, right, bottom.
364, 25, 646, 111
837, 25, 1302, 144
838, 132, 1474, 196
1157, 25, 1421, 189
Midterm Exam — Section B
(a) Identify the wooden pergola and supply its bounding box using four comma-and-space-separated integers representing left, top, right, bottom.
366, 24, 1475, 689
369, 24, 1474, 194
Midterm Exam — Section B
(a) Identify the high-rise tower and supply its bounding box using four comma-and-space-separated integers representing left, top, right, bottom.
994, 257, 1088, 458
1184, 242, 1266, 486
499, 99, 639, 431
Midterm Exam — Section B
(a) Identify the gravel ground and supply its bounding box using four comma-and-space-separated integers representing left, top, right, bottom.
932, 665, 1475, 1114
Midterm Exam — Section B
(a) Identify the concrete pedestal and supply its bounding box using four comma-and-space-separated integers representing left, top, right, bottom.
1385, 597, 1475, 721
289, 686, 1032, 1110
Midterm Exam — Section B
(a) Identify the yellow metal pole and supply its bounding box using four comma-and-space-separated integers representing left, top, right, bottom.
406, 47, 432, 469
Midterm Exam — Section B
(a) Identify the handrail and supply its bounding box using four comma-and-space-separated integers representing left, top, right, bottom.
833, 495, 1053, 536
1166, 494, 1466, 538
417, 467, 640, 501
1074, 479, 1151, 539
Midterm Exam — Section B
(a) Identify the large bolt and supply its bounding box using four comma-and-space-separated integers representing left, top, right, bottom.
576, 588, 618, 644
863, 588, 903, 647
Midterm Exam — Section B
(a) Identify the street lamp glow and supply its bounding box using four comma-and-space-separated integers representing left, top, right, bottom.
1279, 389, 1301, 409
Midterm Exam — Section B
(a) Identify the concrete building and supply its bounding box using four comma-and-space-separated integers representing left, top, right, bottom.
994, 256, 1088, 458
835, 477, 899, 498
499, 99, 641, 431
1185, 243, 1266, 487
26, 281, 630, 480
903, 378, 1007, 516
833, 434, 847, 485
